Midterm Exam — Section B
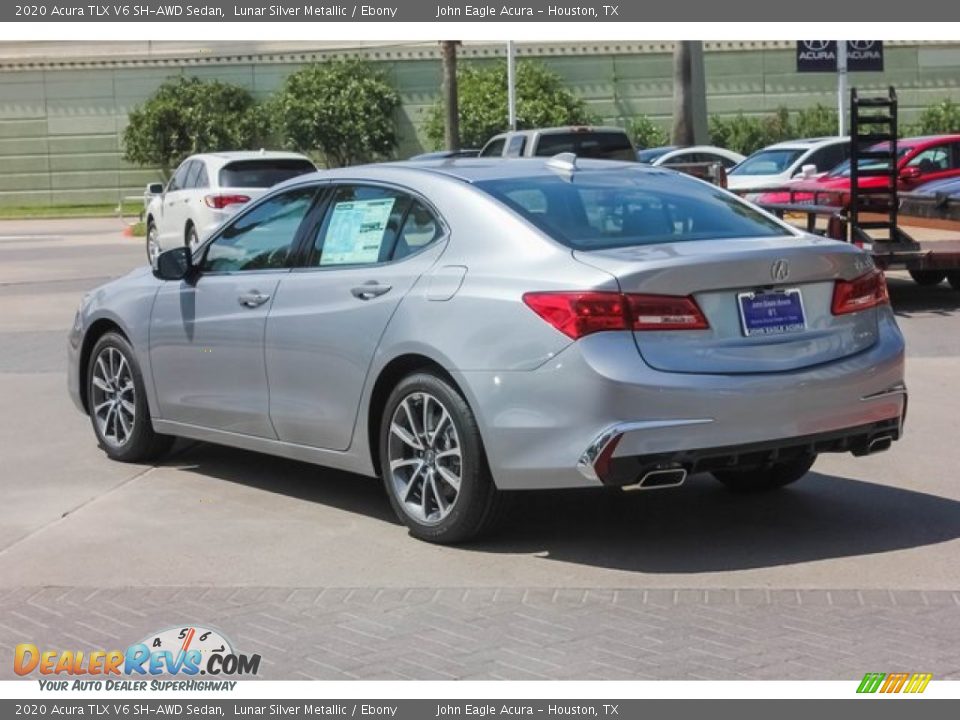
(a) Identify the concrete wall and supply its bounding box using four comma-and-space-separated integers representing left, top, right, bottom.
1, 41, 960, 208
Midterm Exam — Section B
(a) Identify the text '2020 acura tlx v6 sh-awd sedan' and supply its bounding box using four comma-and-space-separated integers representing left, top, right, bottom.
69, 156, 907, 543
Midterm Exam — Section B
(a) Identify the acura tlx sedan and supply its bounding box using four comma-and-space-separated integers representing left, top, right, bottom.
68, 156, 907, 543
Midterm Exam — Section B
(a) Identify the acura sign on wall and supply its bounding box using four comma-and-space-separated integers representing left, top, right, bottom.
796, 41, 884, 72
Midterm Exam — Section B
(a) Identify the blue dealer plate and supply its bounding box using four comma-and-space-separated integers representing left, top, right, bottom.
737, 289, 806, 337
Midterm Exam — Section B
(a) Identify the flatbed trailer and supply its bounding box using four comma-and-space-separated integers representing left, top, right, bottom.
743, 87, 960, 287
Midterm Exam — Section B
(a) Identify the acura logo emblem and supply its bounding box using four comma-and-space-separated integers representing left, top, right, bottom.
803, 40, 831, 51
771, 259, 790, 282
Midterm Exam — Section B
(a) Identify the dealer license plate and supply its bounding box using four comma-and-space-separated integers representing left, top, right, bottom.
737, 289, 806, 337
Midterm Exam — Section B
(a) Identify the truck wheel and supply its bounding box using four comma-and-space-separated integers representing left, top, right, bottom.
712, 456, 816, 493
909, 270, 946, 286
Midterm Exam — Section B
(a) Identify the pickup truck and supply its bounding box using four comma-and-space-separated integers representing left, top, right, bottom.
478, 126, 636, 161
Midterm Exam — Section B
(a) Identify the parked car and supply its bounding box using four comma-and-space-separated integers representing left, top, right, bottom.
479, 126, 636, 161
144, 151, 316, 263
70, 157, 906, 544
409, 149, 481, 160
727, 137, 851, 194
911, 175, 960, 199
637, 145, 745, 169
753, 134, 960, 207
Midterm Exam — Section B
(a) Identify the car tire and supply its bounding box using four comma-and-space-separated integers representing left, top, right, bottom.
947, 271, 960, 291
909, 269, 946, 286
379, 372, 503, 544
87, 332, 173, 463
146, 222, 161, 265
185, 224, 199, 251
712, 455, 816, 493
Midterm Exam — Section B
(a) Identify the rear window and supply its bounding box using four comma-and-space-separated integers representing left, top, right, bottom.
534, 132, 635, 162
476, 170, 792, 250
219, 159, 316, 188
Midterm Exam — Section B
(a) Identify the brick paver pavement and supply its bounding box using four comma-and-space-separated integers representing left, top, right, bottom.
2, 587, 958, 681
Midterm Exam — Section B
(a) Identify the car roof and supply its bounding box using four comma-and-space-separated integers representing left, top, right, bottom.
761, 136, 849, 151
897, 134, 960, 148
292, 157, 652, 186
192, 150, 313, 165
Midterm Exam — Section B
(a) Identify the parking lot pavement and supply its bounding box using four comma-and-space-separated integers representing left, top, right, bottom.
1, 218, 959, 679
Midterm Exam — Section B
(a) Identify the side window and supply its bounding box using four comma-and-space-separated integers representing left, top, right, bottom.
167, 161, 192, 193
194, 163, 210, 189
506, 135, 526, 157
393, 201, 443, 261
951, 142, 960, 169
480, 137, 506, 157
907, 145, 950, 173
201, 186, 316, 273
811, 145, 846, 173
310, 185, 413, 267
184, 161, 203, 190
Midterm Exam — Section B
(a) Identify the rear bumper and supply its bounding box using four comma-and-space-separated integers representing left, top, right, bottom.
588, 415, 903, 487
455, 308, 906, 490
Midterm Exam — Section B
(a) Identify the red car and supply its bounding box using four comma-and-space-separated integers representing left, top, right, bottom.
754, 134, 960, 207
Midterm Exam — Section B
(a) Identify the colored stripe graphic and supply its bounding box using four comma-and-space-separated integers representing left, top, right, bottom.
857, 672, 931, 694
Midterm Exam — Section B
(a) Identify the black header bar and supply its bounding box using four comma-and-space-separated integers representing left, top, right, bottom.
6, 0, 960, 22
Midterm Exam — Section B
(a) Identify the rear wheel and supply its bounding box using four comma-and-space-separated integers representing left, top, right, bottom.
87, 332, 173, 462
909, 269, 946, 286
380, 372, 502, 544
712, 455, 816, 493
947, 272, 960, 291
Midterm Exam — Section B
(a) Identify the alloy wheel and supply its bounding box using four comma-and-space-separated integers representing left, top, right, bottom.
147, 226, 161, 265
91, 346, 136, 448
387, 392, 462, 525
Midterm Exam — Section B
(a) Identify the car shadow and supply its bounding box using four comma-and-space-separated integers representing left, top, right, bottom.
162, 442, 960, 574
887, 274, 960, 316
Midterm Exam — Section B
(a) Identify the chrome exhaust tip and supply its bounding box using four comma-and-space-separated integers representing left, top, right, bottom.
624, 466, 688, 491
867, 435, 893, 454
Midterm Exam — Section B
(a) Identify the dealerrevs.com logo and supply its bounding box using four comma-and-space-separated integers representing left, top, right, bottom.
15, 626, 260, 690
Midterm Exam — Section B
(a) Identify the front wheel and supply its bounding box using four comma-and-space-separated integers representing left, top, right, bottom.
87, 332, 173, 462
712, 455, 816, 493
380, 372, 502, 543
146, 223, 161, 265
185, 224, 199, 251
909, 269, 946, 286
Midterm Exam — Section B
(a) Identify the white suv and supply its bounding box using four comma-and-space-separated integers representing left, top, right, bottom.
144, 151, 316, 263
726, 137, 850, 195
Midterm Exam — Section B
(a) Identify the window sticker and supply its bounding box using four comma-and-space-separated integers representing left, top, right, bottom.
320, 197, 396, 265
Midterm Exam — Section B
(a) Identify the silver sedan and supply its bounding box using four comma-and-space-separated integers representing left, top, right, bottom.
68, 157, 907, 543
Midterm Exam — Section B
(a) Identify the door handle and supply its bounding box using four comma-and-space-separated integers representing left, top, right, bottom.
238, 291, 271, 308
350, 283, 392, 300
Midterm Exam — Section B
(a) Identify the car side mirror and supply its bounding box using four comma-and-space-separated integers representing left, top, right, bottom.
794, 164, 817, 179
899, 166, 922, 180
147, 182, 164, 195
153, 247, 193, 281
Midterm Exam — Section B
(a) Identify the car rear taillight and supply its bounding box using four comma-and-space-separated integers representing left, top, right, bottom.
522, 291, 709, 340
831, 269, 889, 315
204, 194, 251, 209
625, 294, 710, 331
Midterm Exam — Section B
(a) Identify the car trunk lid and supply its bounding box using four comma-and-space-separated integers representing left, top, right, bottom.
573, 236, 880, 374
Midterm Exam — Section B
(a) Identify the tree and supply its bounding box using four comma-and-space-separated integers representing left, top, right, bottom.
272, 59, 401, 168
440, 41, 461, 151
122, 76, 266, 174
909, 99, 960, 135
629, 115, 669, 149
424, 60, 595, 150
671, 41, 708, 146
